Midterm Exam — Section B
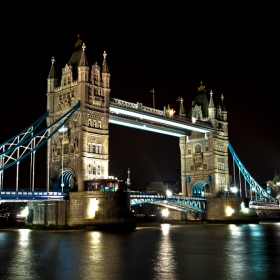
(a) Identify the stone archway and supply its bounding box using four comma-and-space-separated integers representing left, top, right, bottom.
192, 181, 211, 197
58, 170, 76, 192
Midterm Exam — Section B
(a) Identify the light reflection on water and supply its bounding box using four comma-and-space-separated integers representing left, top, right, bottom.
0, 223, 279, 280
151, 224, 179, 280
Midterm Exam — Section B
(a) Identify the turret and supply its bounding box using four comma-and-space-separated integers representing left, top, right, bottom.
78, 43, 89, 82
47, 57, 57, 93
179, 97, 186, 116
102, 51, 111, 107
208, 90, 215, 121
102, 51, 110, 88
221, 94, 227, 121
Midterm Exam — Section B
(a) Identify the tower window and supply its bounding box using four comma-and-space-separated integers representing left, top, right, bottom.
195, 144, 201, 153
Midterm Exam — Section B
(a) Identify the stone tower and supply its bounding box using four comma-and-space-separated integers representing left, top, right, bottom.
180, 82, 229, 197
46, 36, 111, 192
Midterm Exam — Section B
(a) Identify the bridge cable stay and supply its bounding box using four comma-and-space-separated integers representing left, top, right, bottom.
0, 113, 46, 189
0, 112, 48, 151
0, 102, 80, 189
228, 142, 275, 202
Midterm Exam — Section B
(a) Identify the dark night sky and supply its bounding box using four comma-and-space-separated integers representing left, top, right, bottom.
1, 3, 279, 189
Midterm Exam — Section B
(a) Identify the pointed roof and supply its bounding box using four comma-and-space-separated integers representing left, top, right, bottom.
208, 90, 215, 108
179, 97, 186, 116
220, 94, 226, 111
78, 43, 88, 67
68, 35, 84, 80
188, 82, 209, 118
102, 51, 110, 73
48, 57, 56, 79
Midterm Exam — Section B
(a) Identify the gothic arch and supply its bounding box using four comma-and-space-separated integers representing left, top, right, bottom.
58, 169, 76, 191
192, 181, 211, 197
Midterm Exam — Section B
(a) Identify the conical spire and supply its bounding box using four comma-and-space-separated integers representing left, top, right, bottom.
48, 57, 56, 78
79, 43, 88, 66
209, 90, 215, 108
179, 97, 186, 116
102, 51, 109, 73
220, 94, 226, 111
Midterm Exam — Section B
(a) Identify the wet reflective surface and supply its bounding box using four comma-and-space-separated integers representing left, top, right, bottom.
0, 223, 279, 280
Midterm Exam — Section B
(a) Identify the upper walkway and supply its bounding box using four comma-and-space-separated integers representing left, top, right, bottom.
109, 98, 213, 137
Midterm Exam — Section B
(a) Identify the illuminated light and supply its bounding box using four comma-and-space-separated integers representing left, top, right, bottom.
109, 119, 184, 137
162, 208, 169, 217
58, 125, 68, 133
166, 190, 172, 197
241, 208, 250, 214
230, 187, 238, 193
21, 206, 28, 217
16, 206, 28, 219
161, 223, 170, 235
225, 206, 234, 216
109, 107, 212, 133
87, 198, 99, 219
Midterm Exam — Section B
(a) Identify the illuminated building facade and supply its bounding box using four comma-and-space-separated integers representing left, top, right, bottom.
46, 36, 111, 192
180, 82, 230, 197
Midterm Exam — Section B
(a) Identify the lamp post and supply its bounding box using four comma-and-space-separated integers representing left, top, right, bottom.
59, 126, 67, 193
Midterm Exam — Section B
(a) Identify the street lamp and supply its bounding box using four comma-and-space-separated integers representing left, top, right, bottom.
59, 126, 68, 193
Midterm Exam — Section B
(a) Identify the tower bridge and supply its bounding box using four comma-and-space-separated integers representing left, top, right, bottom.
0, 36, 278, 227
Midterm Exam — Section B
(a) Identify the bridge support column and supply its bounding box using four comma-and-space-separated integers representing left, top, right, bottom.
179, 136, 187, 197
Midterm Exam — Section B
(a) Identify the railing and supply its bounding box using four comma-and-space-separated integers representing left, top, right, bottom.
110, 98, 213, 129
130, 195, 206, 213
0, 190, 66, 200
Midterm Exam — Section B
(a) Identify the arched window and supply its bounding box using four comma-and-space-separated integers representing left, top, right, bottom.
195, 144, 201, 153
93, 167, 96, 175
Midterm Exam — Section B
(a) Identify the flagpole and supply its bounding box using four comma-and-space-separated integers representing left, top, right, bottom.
151, 87, 155, 108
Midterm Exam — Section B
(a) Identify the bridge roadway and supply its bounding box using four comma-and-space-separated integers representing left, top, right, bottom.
0, 191, 206, 213
0, 190, 65, 202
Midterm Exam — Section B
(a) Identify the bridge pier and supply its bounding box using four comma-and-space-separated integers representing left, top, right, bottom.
26, 191, 135, 230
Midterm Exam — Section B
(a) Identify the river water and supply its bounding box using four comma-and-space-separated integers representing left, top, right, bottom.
0, 222, 279, 280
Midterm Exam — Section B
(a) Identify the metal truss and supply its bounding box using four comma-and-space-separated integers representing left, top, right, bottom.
228, 142, 275, 202
130, 195, 206, 214
0, 102, 80, 189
